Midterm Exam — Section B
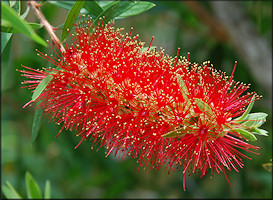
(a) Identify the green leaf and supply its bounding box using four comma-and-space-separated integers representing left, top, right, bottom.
234, 96, 255, 122
61, 0, 86, 42
112, 1, 136, 18
251, 128, 268, 136
1, 2, 47, 46
92, 1, 120, 27
1, 22, 42, 33
194, 98, 214, 115
20, 6, 30, 19
116, 1, 156, 18
1, 32, 12, 54
44, 180, 51, 199
31, 108, 43, 144
1, 33, 13, 91
176, 73, 189, 101
84, 1, 103, 17
9, 0, 21, 14
32, 74, 53, 101
162, 126, 194, 138
233, 128, 257, 141
48, 1, 79, 11
242, 112, 267, 128
244, 112, 268, 120
25, 171, 42, 199
2, 181, 22, 199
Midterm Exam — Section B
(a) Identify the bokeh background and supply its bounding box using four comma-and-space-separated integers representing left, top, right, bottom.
1, 1, 272, 198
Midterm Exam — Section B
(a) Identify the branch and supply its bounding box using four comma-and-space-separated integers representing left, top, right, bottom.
28, 0, 65, 54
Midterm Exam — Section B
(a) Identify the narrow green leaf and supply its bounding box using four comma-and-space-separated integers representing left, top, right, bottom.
243, 118, 265, 128
233, 128, 257, 141
112, 1, 136, 18
1, 22, 42, 33
1, 32, 12, 53
117, 1, 156, 18
244, 112, 268, 120
9, 0, 21, 14
84, 1, 103, 17
234, 96, 255, 122
31, 108, 43, 144
2, 181, 22, 199
162, 126, 194, 138
48, 1, 77, 11
92, 1, 120, 28
61, 0, 86, 42
1, 33, 13, 92
251, 128, 268, 136
20, 6, 30, 19
25, 172, 42, 199
44, 180, 51, 199
32, 75, 53, 101
242, 112, 267, 128
97, 1, 116, 9
1, 2, 47, 46
176, 73, 189, 101
194, 98, 214, 115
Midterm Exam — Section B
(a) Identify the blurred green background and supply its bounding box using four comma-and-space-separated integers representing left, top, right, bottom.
1, 1, 272, 198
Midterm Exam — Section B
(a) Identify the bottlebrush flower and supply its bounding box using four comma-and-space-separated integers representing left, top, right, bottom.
20, 16, 268, 190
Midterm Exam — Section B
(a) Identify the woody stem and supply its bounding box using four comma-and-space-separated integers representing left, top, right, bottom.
28, 0, 65, 53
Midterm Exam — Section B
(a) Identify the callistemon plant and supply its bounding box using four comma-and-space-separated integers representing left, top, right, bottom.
20, 17, 268, 190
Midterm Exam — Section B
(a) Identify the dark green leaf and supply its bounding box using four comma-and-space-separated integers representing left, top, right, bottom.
234, 96, 255, 122
1, 32, 12, 53
1, 22, 42, 33
2, 181, 22, 199
194, 98, 214, 115
31, 108, 43, 144
112, 1, 136, 18
233, 128, 257, 141
25, 171, 42, 199
1, 2, 47, 46
84, 1, 103, 17
48, 1, 77, 11
32, 75, 53, 101
44, 180, 51, 199
61, 0, 86, 42
97, 1, 117, 9
117, 1, 156, 18
92, 1, 120, 27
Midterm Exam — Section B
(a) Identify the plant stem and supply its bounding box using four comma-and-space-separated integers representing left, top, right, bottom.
28, 0, 65, 53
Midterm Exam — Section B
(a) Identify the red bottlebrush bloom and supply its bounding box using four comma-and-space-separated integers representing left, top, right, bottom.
20, 17, 267, 190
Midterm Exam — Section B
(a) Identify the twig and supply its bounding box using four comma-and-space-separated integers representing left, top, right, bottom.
28, 0, 65, 53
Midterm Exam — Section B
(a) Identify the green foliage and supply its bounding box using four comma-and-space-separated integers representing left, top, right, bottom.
2, 181, 22, 199
1, 0, 271, 199
2, 172, 51, 199
31, 108, 43, 144
61, 0, 86, 42
1, 1, 47, 46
